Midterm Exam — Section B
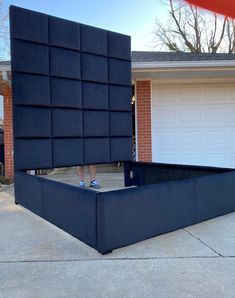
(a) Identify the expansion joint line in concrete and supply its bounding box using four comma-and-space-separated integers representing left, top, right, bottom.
1, 256, 234, 264
183, 228, 223, 257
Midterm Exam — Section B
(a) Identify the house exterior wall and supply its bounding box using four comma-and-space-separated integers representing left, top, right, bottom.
135, 80, 152, 162
3, 85, 14, 180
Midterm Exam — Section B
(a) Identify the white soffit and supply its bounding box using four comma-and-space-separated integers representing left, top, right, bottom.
132, 60, 235, 82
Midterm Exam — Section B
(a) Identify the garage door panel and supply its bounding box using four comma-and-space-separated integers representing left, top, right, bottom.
178, 131, 201, 144
177, 152, 202, 165
228, 87, 235, 100
153, 108, 176, 126
228, 107, 235, 122
153, 86, 176, 103
229, 130, 235, 144
228, 154, 235, 168
177, 87, 204, 101
204, 86, 228, 101
179, 108, 202, 124
204, 107, 227, 123
156, 131, 177, 146
153, 152, 176, 164
202, 153, 228, 167
156, 130, 201, 146
203, 130, 227, 145
152, 83, 235, 168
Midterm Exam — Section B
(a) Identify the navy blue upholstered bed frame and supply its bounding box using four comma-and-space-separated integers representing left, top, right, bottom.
10, 6, 235, 254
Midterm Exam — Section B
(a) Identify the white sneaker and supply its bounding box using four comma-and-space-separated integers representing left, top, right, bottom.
90, 180, 100, 189
79, 181, 86, 188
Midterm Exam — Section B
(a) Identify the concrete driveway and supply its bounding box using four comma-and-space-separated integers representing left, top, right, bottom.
1, 186, 235, 298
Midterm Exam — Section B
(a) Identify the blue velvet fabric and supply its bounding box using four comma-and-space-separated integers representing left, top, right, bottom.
110, 138, 132, 162
82, 82, 109, 110
13, 163, 235, 254
83, 111, 109, 137
11, 40, 49, 75
195, 172, 235, 222
108, 32, 131, 61
84, 138, 110, 164
108, 59, 131, 86
126, 161, 227, 186
97, 168, 235, 253
15, 171, 98, 249
51, 78, 82, 108
14, 139, 52, 170
15, 172, 44, 211
14, 106, 51, 138
110, 112, 132, 137
10, 6, 48, 43
97, 179, 196, 252
12, 73, 50, 106
53, 138, 83, 167
81, 24, 107, 56
50, 47, 81, 79
10, 5, 132, 169
50, 16, 80, 50
81, 53, 108, 83
52, 109, 83, 137
109, 85, 132, 111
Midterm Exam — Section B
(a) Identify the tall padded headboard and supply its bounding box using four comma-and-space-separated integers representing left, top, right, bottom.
10, 6, 132, 171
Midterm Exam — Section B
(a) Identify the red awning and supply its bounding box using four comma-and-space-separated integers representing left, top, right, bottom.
186, 0, 235, 18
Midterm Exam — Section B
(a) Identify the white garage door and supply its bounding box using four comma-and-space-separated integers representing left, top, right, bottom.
152, 83, 235, 168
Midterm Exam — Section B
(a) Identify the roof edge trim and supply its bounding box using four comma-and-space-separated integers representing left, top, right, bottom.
132, 60, 235, 70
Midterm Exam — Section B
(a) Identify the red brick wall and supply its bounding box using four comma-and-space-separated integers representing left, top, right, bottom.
136, 80, 152, 162
3, 85, 14, 180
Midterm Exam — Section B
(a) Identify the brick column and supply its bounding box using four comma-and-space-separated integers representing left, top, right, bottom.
136, 80, 152, 162
3, 85, 14, 180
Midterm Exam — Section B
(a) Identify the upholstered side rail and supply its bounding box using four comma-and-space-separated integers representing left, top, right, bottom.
98, 170, 235, 253
15, 171, 98, 249
124, 161, 231, 186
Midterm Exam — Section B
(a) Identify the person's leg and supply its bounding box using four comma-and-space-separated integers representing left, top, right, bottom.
77, 166, 85, 181
77, 166, 86, 188
88, 165, 96, 181
89, 165, 100, 189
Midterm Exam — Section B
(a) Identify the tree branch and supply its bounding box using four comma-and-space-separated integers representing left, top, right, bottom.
153, 0, 234, 54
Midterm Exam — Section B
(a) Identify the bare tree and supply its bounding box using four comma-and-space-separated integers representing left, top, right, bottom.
0, 0, 10, 60
153, 0, 235, 53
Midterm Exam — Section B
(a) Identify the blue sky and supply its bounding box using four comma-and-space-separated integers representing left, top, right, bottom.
4, 0, 167, 50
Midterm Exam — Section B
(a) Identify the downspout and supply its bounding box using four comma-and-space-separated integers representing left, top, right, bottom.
1, 71, 11, 87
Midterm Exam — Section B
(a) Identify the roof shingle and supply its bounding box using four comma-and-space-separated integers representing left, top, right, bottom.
0, 61, 10, 66
131, 51, 235, 62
